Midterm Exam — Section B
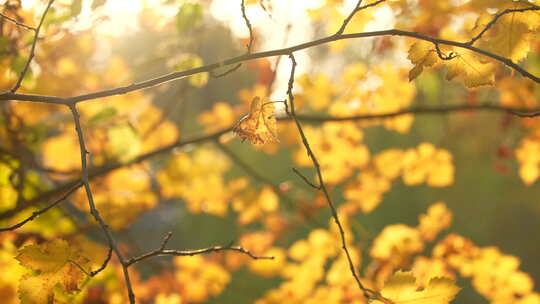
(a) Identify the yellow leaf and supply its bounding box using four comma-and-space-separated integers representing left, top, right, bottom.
477, 1, 540, 62
0, 162, 18, 212
18, 274, 53, 304
344, 170, 391, 213
370, 225, 424, 264
198, 102, 236, 132
418, 202, 452, 241
76, 166, 157, 229
445, 50, 495, 88
16, 240, 89, 304
248, 247, 286, 277
402, 143, 454, 187
373, 271, 460, 304
16, 239, 71, 273
106, 124, 142, 163
233, 97, 278, 145
515, 137, 540, 185
155, 293, 183, 304
174, 255, 230, 302
43, 133, 81, 172
407, 41, 438, 81
297, 74, 336, 110
157, 148, 239, 216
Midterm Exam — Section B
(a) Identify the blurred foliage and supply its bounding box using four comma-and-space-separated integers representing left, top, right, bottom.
0, 0, 539, 303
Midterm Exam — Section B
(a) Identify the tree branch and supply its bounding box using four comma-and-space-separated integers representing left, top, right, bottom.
210, 0, 255, 78
0, 181, 82, 231
284, 53, 378, 301
90, 246, 113, 276
294, 104, 540, 122
215, 141, 301, 212
335, 0, 364, 36
467, 5, 540, 45
69, 104, 136, 303
0, 12, 36, 31
125, 232, 273, 267
2, 24, 540, 104
10, 0, 54, 93
241, 0, 254, 53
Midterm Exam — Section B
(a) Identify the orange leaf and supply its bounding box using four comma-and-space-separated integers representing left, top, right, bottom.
233, 97, 278, 145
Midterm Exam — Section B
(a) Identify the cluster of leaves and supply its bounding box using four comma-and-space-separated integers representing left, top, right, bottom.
0, 0, 539, 303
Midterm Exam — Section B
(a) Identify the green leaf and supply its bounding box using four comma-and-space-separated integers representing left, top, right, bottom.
176, 3, 203, 33
87, 107, 118, 126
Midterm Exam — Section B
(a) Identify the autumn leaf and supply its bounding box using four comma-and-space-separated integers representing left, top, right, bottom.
477, 1, 540, 63
373, 271, 460, 304
233, 97, 278, 145
16, 239, 90, 304
418, 202, 452, 241
106, 124, 142, 163
198, 102, 236, 132
407, 40, 496, 88
516, 137, 540, 185
408, 41, 438, 81
445, 50, 496, 88
17, 240, 71, 273
174, 255, 230, 302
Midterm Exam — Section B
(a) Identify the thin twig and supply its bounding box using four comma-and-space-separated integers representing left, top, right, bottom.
335, 0, 364, 35
0, 12, 36, 31
125, 232, 273, 267
284, 53, 379, 301
294, 104, 540, 121
209, 0, 254, 79
90, 246, 113, 276
335, 0, 388, 35
210, 63, 242, 78
0, 181, 82, 231
69, 259, 91, 276
292, 168, 320, 190
69, 104, 136, 303
216, 141, 280, 189
467, 5, 540, 45
216, 141, 304, 211
434, 43, 456, 60
241, 0, 254, 53
10, 0, 54, 92
208, 0, 255, 79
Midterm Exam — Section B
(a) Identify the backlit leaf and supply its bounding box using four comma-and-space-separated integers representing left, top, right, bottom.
408, 41, 438, 81
16, 240, 90, 304
233, 97, 278, 145
445, 50, 495, 88
373, 271, 460, 304
16, 239, 71, 273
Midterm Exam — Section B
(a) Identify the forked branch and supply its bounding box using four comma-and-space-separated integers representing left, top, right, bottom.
10, 0, 54, 93
125, 232, 274, 267
284, 53, 379, 301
